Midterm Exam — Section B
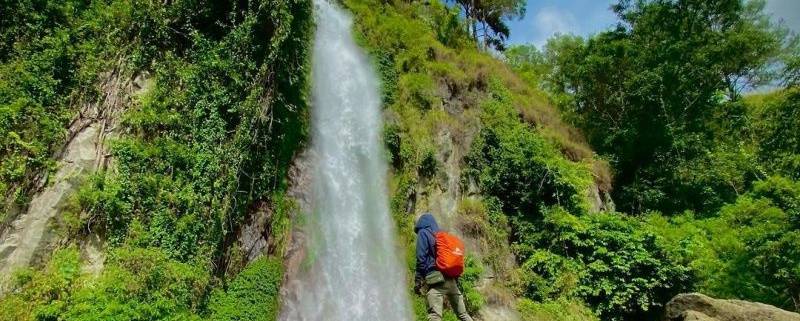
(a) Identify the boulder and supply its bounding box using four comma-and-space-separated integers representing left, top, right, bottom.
665, 293, 800, 321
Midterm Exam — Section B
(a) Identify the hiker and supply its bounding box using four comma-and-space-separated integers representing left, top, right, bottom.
414, 213, 474, 321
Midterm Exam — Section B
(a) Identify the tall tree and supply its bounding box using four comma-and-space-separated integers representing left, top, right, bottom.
448, 0, 525, 50
547, 0, 792, 214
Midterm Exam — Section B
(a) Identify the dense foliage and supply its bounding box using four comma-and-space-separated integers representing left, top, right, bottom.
446, 0, 526, 50
648, 176, 800, 310
464, 83, 690, 320
343, 0, 800, 320
0, 0, 312, 320
1, 249, 283, 321
748, 89, 800, 179
207, 257, 284, 321
1, 247, 210, 320
510, 0, 796, 215
2, 0, 799, 321
466, 81, 594, 218
519, 208, 692, 320
502, 0, 800, 317
0, 0, 112, 218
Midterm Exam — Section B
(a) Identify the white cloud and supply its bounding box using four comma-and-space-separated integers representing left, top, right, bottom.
531, 6, 578, 47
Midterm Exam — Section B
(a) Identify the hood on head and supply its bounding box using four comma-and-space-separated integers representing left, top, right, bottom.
414, 213, 439, 233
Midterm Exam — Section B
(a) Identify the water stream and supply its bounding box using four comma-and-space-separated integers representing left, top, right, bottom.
279, 0, 412, 319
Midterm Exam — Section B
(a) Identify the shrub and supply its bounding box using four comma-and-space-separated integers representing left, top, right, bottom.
518, 207, 692, 321
465, 80, 593, 221
751, 89, 800, 180
62, 247, 209, 321
0, 247, 81, 321
460, 256, 485, 313
645, 176, 800, 311
0, 247, 210, 321
517, 298, 599, 321
208, 257, 283, 321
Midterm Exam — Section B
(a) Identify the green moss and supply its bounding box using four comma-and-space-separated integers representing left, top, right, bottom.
61, 247, 210, 321
0, 247, 81, 321
399, 73, 439, 110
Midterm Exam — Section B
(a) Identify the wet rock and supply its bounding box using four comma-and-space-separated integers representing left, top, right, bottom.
224, 150, 314, 278
286, 149, 314, 215
278, 149, 314, 312
238, 201, 276, 262
427, 128, 461, 228
665, 293, 800, 321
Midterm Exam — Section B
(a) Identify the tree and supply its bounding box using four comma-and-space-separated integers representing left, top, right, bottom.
504, 44, 547, 86
546, 0, 792, 214
447, 0, 525, 50
747, 88, 800, 179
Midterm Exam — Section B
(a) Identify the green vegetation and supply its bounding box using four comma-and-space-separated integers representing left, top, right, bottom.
0, 0, 120, 218
208, 257, 284, 321
647, 176, 800, 311
466, 80, 594, 218
505, 0, 799, 319
2, 0, 799, 320
346, 0, 799, 320
499, 0, 800, 317
2, 246, 210, 320
448, 0, 526, 50
2, 249, 280, 321
342, 0, 610, 319
747, 89, 800, 179
517, 208, 691, 320
517, 298, 599, 321
461, 255, 485, 313
1, 0, 311, 320
513, 0, 796, 215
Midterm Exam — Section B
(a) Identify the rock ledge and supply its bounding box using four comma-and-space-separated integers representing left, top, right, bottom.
665, 293, 800, 321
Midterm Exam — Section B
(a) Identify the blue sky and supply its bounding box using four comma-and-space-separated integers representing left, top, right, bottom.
507, 0, 800, 48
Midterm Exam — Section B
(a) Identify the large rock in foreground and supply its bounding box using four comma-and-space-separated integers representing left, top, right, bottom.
665, 293, 800, 321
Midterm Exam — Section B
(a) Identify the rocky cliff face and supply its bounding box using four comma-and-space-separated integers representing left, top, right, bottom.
0, 70, 149, 289
666, 293, 800, 321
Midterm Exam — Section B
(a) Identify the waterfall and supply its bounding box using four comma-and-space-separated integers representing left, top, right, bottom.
279, 0, 412, 320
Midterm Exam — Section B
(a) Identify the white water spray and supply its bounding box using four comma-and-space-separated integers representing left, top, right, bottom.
279, 0, 412, 320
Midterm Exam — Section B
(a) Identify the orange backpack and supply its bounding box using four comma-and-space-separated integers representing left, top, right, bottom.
434, 231, 465, 278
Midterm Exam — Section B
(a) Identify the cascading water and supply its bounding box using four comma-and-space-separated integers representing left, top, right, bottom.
279, 0, 412, 320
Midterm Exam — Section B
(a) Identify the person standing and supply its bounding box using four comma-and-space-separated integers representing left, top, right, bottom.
413, 213, 474, 321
